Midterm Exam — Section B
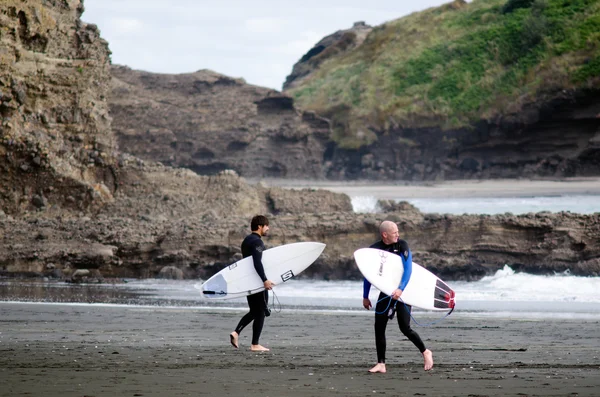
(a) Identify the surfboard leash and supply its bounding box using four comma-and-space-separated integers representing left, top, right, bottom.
374, 295, 395, 316
267, 289, 282, 314
399, 298, 454, 327
373, 295, 454, 325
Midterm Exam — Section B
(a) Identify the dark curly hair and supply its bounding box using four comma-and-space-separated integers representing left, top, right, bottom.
251, 215, 269, 231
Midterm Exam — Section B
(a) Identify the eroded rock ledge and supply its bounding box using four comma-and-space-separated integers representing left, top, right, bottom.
2, 203, 598, 282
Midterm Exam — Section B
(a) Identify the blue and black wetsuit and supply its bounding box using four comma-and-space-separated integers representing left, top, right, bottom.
363, 239, 426, 364
234, 232, 269, 345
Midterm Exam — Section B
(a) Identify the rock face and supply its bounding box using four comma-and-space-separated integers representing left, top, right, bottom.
281, 2, 600, 181
0, 0, 353, 279
0, 0, 118, 215
0, 0, 350, 219
2, 206, 598, 281
1, 0, 599, 284
325, 90, 600, 180
282, 21, 373, 91
0, 164, 355, 279
110, 66, 331, 179
108, 27, 600, 182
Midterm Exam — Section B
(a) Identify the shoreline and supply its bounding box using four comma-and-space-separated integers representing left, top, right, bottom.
252, 177, 600, 199
2, 298, 600, 320
2, 302, 599, 397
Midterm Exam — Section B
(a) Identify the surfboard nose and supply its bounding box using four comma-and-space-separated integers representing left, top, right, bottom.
303, 242, 326, 257
314, 242, 326, 251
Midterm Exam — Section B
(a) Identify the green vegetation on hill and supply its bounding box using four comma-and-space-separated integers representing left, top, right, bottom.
288, 0, 600, 148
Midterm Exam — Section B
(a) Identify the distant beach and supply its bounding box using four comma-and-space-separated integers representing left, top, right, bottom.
255, 177, 600, 199
2, 302, 599, 397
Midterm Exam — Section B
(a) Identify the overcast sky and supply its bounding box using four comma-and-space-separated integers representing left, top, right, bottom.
82, 0, 452, 91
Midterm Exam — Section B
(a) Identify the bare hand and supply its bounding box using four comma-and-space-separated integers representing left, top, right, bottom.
264, 280, 274, 290
391, 288, 403, 300
363, 298, 372, 310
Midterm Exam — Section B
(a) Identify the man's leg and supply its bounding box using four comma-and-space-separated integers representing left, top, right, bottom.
370, 293, 391, 373
230, 296, 256, 348
397, 303, 433, 370
248, 291, 269, 351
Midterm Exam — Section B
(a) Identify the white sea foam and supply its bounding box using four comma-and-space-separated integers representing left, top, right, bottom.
452, 265, 600, 303
351, 194, 600, 214
83, 265, 599, 306
272, 266, 600, 304
3, 266, 600, 318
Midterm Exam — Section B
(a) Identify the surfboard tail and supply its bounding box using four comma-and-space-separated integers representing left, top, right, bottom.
201, 274, 228, 299
434, 279, 456, 310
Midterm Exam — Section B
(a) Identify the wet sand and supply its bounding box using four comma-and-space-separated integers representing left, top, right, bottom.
1, 303, 599, 396
256, 177, 600, 198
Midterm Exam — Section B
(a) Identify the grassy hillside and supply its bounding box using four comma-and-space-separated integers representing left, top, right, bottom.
287, 0, 600, 148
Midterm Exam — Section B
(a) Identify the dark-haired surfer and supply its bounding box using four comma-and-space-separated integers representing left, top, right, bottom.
230, 215, 274, 352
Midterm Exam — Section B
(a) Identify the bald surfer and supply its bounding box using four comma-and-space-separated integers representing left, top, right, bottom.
362, 220, 433, 373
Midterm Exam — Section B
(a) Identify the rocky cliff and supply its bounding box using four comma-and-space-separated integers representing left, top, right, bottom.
1, 0, 599, 284
0, 0, 353, 277
0, 0, 117, 216
282, 21, 373, 91
110, 66, 331, 179
0, 0, 349, 218
105, 1, 600, 182
325, 89, 600, 180
285, 0, 600, 181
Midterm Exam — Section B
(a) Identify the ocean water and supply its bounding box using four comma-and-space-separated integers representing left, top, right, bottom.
351, 194, 600, 214
2, 266, 600, 319
257, 177, 600, 215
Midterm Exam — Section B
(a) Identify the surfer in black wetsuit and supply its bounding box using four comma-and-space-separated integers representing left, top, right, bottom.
230, 215, 274, 352
362, 220, 434, 373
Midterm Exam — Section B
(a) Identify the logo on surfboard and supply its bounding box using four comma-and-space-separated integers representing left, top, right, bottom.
281, 270, 294, 282
378, 251, 387, 276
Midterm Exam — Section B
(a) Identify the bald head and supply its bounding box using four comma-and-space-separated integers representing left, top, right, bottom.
380, 220, 399, 245
379, 220, 396, 234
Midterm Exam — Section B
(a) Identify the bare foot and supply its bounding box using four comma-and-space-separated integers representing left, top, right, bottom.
368, 363, 386, 373
250, 344, 270, 352
423, 349, 433, 371
229, 332, 239, 349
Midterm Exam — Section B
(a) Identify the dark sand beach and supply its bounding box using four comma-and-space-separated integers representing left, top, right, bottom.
1, 303, 599, 396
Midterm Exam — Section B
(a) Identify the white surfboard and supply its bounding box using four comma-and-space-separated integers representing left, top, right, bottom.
354, 248, 455, 311
199, 242, 326, 300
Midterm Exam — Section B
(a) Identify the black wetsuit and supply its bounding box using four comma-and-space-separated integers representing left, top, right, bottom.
234, 232, 269, 345
364, 239, 426, 364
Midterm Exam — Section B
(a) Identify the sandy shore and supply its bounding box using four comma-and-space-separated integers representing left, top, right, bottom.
1, 303, 599, 396
255, 177, 600, 198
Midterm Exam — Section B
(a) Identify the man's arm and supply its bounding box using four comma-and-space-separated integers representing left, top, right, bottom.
251, 242, 273, 290
391, 240, 412, 300
362, 278, 372, 309
398, 240, 412, 291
